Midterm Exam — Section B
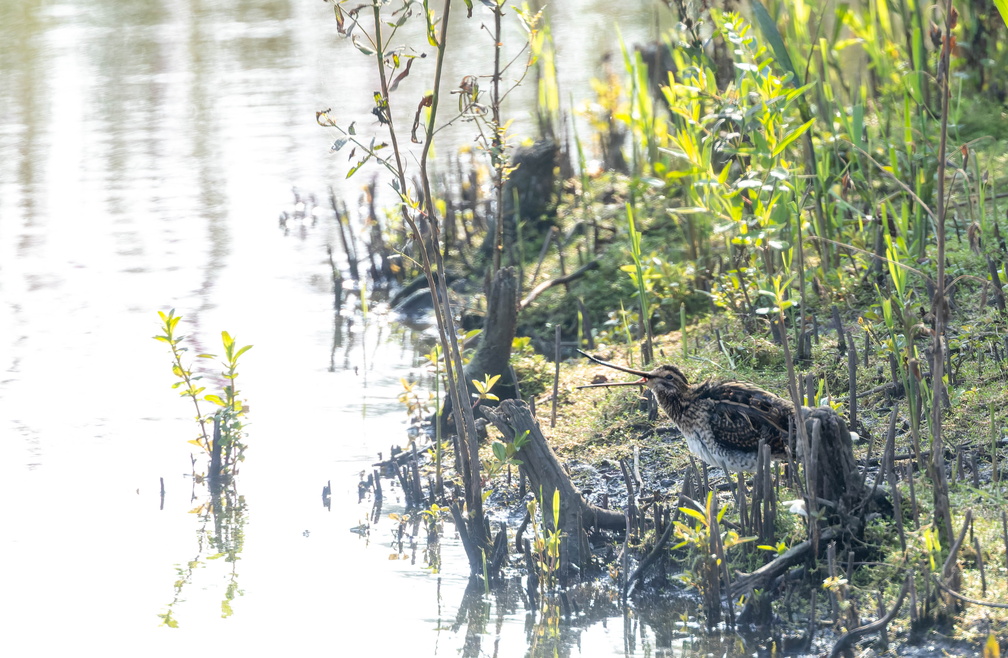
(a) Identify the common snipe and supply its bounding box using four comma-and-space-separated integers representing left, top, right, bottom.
579, 351, 793, 473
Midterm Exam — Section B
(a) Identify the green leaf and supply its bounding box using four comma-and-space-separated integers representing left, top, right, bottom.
983, 631, 1000, 658
668, 206, 709, 215
750, 0, 811, 123
781, 81, 816, 108
750, 1, 798, 83
235, 344, 253, 359
994, 0, 1008, 28
347, 153, 372, 178
423, 5, 439, 47
679, 506, 707, 524
204, 394, 226, 406
771, 118, 815, 158
492, 442, 507, 461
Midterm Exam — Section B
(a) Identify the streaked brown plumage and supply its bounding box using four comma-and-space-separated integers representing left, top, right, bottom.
578, 353, 793, 472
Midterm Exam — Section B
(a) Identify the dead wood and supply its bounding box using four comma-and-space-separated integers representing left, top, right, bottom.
931, 574, 1008, 609
625, 497, 679, 596
440, 267, 518, 431
482, 399, 626, 572
732, 408, 885, 597
481, 139, 558, 261
828, 575, 911, 658
519, 260, 599, 310
802, 406, 887, 538
731, 526, 840, 597
466, 267, 519, 397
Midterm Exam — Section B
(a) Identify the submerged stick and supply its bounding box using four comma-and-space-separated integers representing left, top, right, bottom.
625, 509, 675, 597
931, 574, 1008, 609
828, 575, 911, 658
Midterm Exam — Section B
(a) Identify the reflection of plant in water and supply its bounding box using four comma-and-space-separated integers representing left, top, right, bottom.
422, 503, 447, 573
154, 309, 253, 480
155, 310, 251, 627
398, 377, 434, 424
449, 580, 492, 658
158, 484, 247, 627
387, 502, 447, 573
528, 488, 563, 652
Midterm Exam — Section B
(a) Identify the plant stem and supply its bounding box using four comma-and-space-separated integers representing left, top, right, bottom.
374, 0, 488, 564
491, 2, 504, 273
929, 0, 954, 544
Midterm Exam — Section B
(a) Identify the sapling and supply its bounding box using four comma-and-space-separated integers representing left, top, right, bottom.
155, 309, 252, 479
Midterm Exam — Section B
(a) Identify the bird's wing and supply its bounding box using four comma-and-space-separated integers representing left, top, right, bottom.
699, 382, 792, 453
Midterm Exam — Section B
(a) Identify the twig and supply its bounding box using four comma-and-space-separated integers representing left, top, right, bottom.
519, 260, 599, 309
619, 458, 638, 536
828, 575, 911, 658
928, 0, 955, 545
625, 510, 676, 596
551, 324, 561, 428
847, 330, 857, 429
931, 574, 1008, 609
529, 226, 556, 285
732, 526, 839, 596
943, 508, 972, 581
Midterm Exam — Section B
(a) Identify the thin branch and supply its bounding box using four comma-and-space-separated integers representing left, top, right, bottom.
851, 145, 937, 222
932, 574, 1008, 609
828, 574, 912, 658
519, 260, 599, 309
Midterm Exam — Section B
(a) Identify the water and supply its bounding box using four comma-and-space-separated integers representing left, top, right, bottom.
0, 0, 707, 655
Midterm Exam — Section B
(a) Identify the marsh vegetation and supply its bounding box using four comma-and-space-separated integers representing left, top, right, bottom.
315, 0, 1008, 654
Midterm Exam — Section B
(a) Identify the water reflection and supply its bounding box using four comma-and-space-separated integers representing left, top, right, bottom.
160, 480, 248, 628
1, 0, 695, 654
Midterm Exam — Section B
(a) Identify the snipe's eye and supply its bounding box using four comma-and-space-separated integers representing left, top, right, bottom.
664, 373, 675, 380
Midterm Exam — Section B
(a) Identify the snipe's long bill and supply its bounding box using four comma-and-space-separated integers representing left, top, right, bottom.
574, 350, 652, 388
